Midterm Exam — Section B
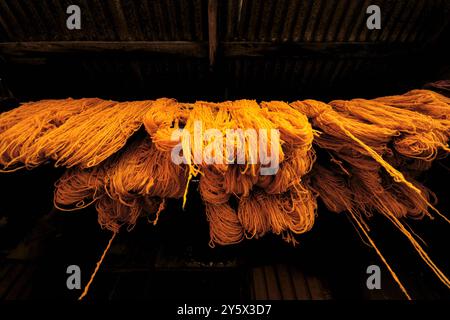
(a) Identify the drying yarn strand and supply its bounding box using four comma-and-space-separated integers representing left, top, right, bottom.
1, 88, 450, 299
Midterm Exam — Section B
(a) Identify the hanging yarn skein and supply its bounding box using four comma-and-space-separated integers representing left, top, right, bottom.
1, 88, 450, 298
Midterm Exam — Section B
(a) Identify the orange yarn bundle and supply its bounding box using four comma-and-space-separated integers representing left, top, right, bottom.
54, 165, 108, 211
105, 137, 187, 203
293, 92, 450, 295
34, 100, 151, 168
375, 89, 450, 122
54, 136, 180, 232
206, 202, 244, 246
237, 185, 316, 240
142, 98, 316, 246
0, 98, 101, 171
1, 88, 450, 299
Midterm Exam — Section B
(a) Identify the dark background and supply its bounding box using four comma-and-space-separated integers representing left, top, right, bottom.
0, 0, 449, 300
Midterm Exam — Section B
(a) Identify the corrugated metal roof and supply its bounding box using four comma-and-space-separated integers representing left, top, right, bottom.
0, 0, 449, 101
0, 0, 209, 41
1, 0, 448, 42
219, 0, 449, 43
0, 0, 449, 42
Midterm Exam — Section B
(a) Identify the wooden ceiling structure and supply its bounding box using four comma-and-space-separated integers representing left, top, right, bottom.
0, 0, 449, 102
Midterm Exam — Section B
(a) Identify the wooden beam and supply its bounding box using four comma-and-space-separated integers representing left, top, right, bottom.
0, 41, 427, 61
0, 41, 208, 58
222, 41, 427, 59
208, 0, 219, 69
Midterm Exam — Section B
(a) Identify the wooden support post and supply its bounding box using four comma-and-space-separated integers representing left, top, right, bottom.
208, 0, 218, 70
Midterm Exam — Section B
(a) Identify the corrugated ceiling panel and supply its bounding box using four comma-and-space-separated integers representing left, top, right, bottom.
219, 0, 450, 43
0, 0, 208, 41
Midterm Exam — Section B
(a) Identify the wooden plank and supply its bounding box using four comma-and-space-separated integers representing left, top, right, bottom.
251, 266, 268, 300
222, 41, 427, 59
0, 41, 426, 60
0, 1, 26, 40
4, 264, 35, 300
263, 265, 282, 300
275, 264, 296, 300
305, 274, 332, 300
208, 0, 218, 68
0, 41, 208, 57
289, 264, 311, 299
108, 0, 130, 41
224, 0, 236, 40
0, 263, 25, 299
192, 0, 204, 40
